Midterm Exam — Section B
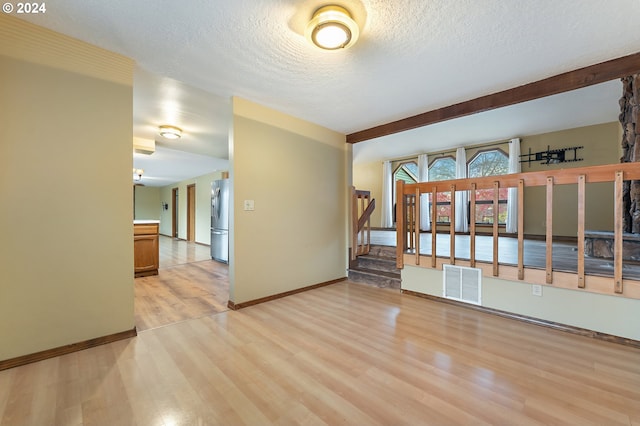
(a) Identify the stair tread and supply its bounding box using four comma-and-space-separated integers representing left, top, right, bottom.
348, 267, 400, 279
358, 254, 396, 261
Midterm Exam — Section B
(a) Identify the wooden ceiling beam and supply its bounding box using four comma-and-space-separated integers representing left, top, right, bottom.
346, 51, 640, 144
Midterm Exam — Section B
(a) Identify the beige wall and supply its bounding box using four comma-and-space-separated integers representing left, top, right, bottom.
522, 122, 620, 236
0, 16, 135, 361
230, 98, 350, 304
402, 265, 640, 341
158, 171, 227, 244
353, 122, 621, 235
134, 186, 161, 220
353, 161, 383, 227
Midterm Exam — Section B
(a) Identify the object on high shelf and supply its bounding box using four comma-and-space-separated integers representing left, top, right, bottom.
519, 145, 583, 167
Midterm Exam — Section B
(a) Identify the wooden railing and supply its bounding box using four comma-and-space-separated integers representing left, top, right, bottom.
396, 163, 640, 298
352, 187, 376, 261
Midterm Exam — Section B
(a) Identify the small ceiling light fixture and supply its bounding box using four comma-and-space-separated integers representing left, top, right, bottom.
158, 125, 182, 140
305, 5, 359, 50
133, 168, 144, 181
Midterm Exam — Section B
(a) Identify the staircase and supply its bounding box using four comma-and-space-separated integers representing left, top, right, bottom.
349, 187, 400, 288
348, 245, 401, 289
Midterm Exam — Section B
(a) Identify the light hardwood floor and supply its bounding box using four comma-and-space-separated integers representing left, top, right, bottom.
158, 235, 212, 269
134, 236, 229, 331
1, 280, 639, 425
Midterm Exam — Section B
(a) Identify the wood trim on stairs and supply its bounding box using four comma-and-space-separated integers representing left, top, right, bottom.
0, 327, 138, 371
402, 290, 640, 349
227, 277, 347, 310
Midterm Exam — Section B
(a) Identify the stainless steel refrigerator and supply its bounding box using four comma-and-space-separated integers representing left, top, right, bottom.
211, 179, 229, 263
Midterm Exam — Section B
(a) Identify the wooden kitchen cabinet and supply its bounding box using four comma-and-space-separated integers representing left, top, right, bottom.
134, 221, 159, 277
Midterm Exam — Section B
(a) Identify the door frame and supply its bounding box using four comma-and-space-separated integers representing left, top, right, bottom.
187, 184, 196, 242
171, 187, 178, 238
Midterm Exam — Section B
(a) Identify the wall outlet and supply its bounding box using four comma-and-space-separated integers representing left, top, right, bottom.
532, 284, 543, 297
243, 200, 255, 211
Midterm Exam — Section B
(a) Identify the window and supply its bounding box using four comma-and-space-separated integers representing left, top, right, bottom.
392, 161, 419, 223
468, 149, 509, 224
391, 149, 510, 226
428, 157, 455, 223
393, 161, 418, 184
428, 157, 455, 181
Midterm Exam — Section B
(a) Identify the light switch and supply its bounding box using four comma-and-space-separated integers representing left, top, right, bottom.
243, 200, 255, 211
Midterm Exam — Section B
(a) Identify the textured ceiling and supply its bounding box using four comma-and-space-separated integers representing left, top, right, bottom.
16, 0, 640, 178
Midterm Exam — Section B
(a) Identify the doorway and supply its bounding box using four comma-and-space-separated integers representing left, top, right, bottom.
172, 187, 179, 238
187, 184, 196, 242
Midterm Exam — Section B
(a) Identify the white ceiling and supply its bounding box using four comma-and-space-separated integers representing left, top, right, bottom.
132, 67, 230, 186
17, 1, 640, 180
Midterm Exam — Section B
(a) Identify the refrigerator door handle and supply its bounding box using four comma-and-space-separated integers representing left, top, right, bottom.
212, 187, 220, 221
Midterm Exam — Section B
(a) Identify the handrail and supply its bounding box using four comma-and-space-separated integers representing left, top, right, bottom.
352, 188, 376, 261
396, 162, 640, 298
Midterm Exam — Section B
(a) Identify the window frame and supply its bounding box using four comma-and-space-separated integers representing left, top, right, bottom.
427, 156, 456, 224
392, 161, 419, 222
467, 148, 509, 226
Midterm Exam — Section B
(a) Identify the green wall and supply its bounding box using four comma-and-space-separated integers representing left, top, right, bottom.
230, 98, 350, 305
522, 122, 620, 236
134, 186, 161, 220
0, 16, 135, 361
158, 171, 227, 244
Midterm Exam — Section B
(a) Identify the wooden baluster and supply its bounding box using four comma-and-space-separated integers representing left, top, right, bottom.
517, 179, 525, 280
362, 195, 367, 254
577, 175, 586, 288
351, 186, 357, 261
450, 184, 456, 265
408, 195, 414, 252
493, 181, 499, 277
546, 177, 554, 284
358, 195, 363, 256
614, 171, 623, 294
366, 194, 371, 255
431, 187, 437, 268
415, 188, 421, 265
470, 183, 476, 268
396, 180, 405, 269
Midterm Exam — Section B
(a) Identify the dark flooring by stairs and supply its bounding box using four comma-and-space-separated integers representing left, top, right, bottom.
348, 245, 401, 289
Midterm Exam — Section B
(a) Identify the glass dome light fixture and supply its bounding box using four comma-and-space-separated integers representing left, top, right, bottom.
158, 125, 182, 139
305, 5, 359, 50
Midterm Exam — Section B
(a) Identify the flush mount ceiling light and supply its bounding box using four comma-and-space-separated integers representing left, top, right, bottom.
305, 5, 359, 50
133, 168, 144, 181
158, 125, 182, 139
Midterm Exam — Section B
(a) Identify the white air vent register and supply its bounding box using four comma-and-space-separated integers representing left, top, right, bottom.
443, 264, 482, 305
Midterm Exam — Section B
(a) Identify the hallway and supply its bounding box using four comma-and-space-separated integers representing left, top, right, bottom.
134, 236, 229, 331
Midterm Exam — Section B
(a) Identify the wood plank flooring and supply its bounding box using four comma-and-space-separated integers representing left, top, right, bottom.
135, 236, 229, 331
158, 235, 212, 269
1, 281, 639, 425
134, 260, 229, 331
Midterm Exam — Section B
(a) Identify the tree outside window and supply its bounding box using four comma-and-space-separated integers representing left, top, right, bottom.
468, 149, 509, 224
428, 157, 455, 223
